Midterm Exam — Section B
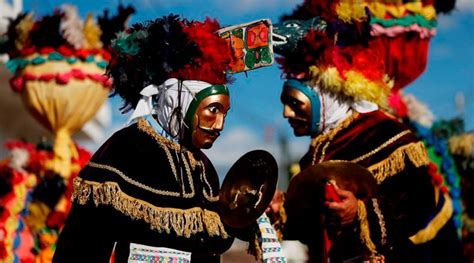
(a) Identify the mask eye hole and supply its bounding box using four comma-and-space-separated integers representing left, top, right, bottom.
208, 106, 219, 114
285, 22, 300, 28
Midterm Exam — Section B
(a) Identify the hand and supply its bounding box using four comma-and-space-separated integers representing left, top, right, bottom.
324, 187, 358, 226
265, 189, 284, 214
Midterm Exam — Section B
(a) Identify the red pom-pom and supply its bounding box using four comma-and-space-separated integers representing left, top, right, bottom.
46, 211, 67, 229
87, 73, 102, 82
56, 72, 72, 84
440, 185, 449, 194
19, 46, 36, 57
57, 45, 74, 57
388, 92, 408, 118
39, 73, 55, 82
9, 77, 24, 93
23, 72, 37, 81
75, 49, 90, 60
101, 50, 111, 61
428, 162, 438, 173
71, 69, 86, 80
38, 47, 55, 55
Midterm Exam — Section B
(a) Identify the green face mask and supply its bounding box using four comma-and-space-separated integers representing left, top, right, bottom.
273, 17, 326, 56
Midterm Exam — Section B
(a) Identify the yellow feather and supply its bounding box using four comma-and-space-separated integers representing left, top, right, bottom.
83, 14, 103, 49
15, 13, 34, 50
336, 0, 367, 22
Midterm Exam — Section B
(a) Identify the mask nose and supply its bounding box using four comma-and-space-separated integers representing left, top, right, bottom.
213, 114, 225, 131
283, 104, 295, 119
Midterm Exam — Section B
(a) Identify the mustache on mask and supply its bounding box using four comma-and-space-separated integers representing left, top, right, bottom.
289, 117, 307, 124
198, 125, 221, 137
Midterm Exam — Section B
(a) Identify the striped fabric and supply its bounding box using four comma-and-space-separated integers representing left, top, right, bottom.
257, 214, 287, 263
128, 243, 191, 263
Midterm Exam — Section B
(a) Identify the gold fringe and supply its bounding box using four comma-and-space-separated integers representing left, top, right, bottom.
247, 232, 263, 262
72, 177, 228, 239
409, 192, 453, 244
368, 141, 430, 184
358, 200, 377, 255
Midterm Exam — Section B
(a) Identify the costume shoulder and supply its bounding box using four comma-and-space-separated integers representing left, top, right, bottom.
74, 119, 190, 206
71, 119, 230, 241
328, 110, 430, 183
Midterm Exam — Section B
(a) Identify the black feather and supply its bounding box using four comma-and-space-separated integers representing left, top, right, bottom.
434, 0, 456, 14
29, 12, 66, 48
2, 13, 29, 54
108, 15, 201, 112
98, 4, 136, 48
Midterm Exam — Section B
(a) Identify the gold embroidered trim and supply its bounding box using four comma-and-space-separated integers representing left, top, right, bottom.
358, 200, 377, 255
200, 163, 219, 202
72, 177, 228, 239
409, 192, 453, 244
351, 130, 411, 163
368, 141, 430, 184
311, 112, 359, 165
137, 118, 182, 151
88, 161, 191, 197
372, 198, 387, 246
136, 118, 216, 200
137, 118, 200, 169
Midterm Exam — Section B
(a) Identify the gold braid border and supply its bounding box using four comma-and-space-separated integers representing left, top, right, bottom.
409, 192, 453, 244
357, 200, 377, 256
368, 141, 430, 184
72, 177, 228, 239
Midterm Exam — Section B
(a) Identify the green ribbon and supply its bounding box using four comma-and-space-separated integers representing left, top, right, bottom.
371, 15, 437, 29
184, 84, 229, 129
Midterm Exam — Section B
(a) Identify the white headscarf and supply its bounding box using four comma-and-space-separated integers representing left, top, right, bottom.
311, 84, 379, 134
128, 78, 213, 138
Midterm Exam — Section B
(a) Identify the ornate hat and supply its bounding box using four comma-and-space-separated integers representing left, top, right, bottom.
273, 0, 455, 108
108, 15, 233, 112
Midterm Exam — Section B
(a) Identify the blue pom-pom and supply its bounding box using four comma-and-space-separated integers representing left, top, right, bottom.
31, 56, 46, 65
48, 51, 64, 61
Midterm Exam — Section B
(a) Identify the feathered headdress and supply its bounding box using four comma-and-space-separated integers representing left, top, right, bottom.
108, 15, 232, 112
275, 0, 455, 108
0, 5, 134, 69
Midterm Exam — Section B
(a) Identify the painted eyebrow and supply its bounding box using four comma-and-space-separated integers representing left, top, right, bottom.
282, 96, 303, 106
206, 102, 231, 112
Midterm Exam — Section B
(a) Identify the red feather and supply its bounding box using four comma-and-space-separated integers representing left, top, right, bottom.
172, 18, 232, 84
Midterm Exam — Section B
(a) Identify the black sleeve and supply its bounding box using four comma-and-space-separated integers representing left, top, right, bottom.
365, 163, 437, 259
53, 202, 117, 263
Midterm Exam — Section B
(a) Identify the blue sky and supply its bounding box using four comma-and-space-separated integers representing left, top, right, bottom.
23, 0, 474, 184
